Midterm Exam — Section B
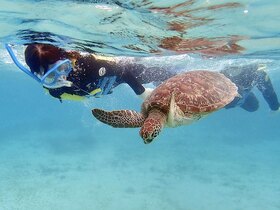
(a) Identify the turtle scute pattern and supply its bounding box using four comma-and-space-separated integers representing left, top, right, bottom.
141, 70, 237, 116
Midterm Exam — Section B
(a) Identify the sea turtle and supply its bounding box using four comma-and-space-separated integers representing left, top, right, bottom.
92, 70, 238, 144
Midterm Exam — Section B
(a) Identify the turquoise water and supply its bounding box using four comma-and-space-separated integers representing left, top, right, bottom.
0, 0, 280, 209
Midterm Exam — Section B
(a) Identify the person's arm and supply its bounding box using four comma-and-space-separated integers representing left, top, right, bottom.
256, 70, 280, 111
86, 56, 153, 99
121, 70, 145, 95
121, 71, 154, 99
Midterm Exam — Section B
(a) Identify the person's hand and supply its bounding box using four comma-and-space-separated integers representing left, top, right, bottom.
138, 88, 154, 100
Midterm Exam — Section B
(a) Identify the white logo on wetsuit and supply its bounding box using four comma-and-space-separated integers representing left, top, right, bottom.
99, 67, 106, 76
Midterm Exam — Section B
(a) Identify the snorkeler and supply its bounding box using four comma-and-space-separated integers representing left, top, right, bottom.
5, 43, 175, 101
5, 44, 279, 112
221, 64, 280, 112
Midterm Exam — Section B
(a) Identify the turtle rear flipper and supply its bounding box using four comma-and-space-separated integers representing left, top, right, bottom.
92, 109, 145, 128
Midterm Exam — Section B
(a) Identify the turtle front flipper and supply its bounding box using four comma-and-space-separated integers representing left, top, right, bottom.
92, 109, 145, 128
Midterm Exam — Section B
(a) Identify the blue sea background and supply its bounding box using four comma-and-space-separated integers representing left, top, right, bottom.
0, 0, 280, 209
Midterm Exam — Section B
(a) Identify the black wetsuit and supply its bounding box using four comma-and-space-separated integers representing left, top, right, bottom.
47, 55, 175, 99
221, 64, 279, 112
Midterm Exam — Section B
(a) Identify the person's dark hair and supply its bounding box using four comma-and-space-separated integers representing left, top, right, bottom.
24, 44, 68, 74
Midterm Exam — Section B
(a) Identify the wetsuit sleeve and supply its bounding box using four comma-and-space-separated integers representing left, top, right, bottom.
256, 70, 280, 110
120, 71, 145, 95
75, 55, 146, 95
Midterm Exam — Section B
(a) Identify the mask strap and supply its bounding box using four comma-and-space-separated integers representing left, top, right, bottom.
5, 43, 41, 83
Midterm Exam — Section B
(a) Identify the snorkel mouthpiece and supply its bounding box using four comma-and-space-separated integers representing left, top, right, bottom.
62, 80, 73, 87
43, 79, 73, 89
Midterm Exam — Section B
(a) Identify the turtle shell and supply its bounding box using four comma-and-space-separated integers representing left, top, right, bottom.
141, 70, 238, 116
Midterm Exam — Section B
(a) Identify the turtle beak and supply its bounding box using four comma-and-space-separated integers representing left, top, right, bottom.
143, 137, 153, 144
140, 127, 160, 144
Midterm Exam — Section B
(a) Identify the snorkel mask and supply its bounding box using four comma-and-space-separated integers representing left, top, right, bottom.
5, 44, 73, 89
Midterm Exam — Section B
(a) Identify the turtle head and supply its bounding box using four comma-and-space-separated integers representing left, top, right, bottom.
140, 109, 166, 144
